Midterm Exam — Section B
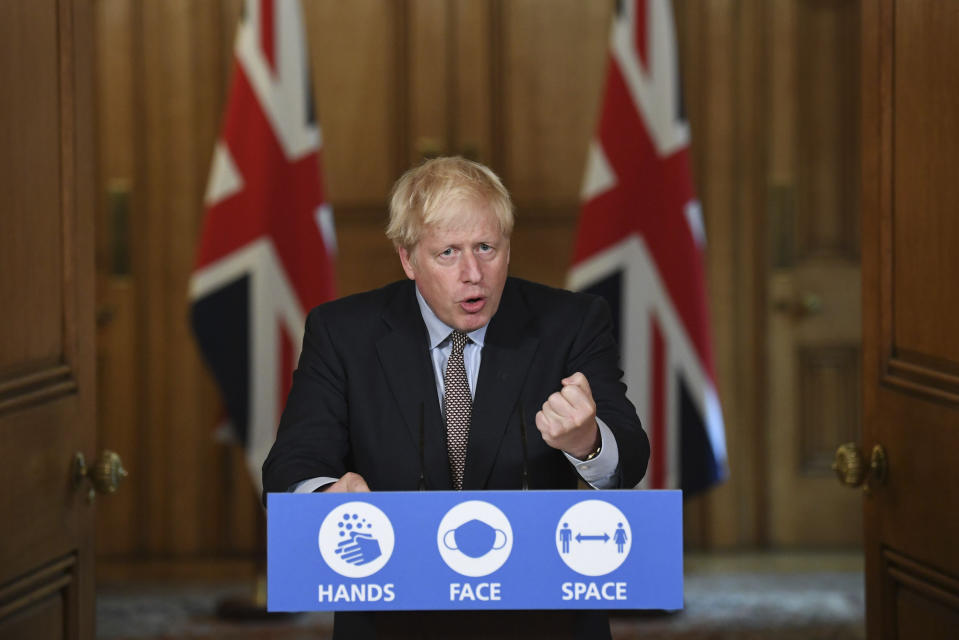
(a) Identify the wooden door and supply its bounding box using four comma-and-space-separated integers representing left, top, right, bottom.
766, 0, 863, 546
860, 0, 959, 637
0, 0, 97, 638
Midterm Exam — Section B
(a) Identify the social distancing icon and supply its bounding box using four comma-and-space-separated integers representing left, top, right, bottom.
555, 500, 631, 576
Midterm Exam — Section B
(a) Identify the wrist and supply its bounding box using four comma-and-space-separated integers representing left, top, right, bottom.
570, 428, 602, 460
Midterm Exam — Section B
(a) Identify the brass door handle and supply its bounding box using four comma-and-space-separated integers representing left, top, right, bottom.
833, 443, 887, 494
73, 450, 128, 503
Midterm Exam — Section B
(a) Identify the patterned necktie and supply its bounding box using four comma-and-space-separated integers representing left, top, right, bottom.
444, 331, 472, 490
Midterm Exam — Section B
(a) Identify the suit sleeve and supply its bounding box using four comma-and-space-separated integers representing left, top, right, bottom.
261, 306, 351, 502
566, 295, 650, 488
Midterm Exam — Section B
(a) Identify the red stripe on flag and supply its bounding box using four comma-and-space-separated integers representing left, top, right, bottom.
261, 0, 276, 73
650, 314, 666, 489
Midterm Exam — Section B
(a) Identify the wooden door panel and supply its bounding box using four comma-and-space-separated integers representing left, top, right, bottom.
889, 0, 959, 367
881, 550, 959, 639
0, 0, 95, 638
863, 0, 959, 637
0, 555, 78, 640
0, 0, 63, 376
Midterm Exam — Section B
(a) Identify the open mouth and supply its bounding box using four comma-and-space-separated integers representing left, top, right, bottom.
460, 297, 486, 313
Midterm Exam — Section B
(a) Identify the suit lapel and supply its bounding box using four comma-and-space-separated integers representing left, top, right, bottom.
464, 281, 539, 489
375, 283, 452, 490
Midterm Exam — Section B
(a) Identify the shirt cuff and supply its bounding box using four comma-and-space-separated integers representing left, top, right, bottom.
563, 418, 620, 489
292, 477, 339, 493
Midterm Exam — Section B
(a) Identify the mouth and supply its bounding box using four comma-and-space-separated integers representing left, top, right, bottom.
459, 296, 487, 313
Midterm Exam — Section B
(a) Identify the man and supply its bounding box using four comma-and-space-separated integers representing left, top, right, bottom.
263, 157, 649, 639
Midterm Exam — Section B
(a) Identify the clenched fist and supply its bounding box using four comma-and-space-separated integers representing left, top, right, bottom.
535, 372, 601, 459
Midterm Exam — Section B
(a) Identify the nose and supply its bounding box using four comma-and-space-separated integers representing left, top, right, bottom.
460, 252, 482, 283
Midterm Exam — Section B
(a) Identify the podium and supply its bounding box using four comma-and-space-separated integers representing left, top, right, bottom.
267, 490, 682, 612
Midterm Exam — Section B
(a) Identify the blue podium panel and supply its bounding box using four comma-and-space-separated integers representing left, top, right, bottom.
267, 490, 682, 612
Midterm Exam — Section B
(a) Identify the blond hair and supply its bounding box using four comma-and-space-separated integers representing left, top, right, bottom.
386, 156, 514, 251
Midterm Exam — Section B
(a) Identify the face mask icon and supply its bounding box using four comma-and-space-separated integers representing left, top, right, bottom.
442, 519, 508, 558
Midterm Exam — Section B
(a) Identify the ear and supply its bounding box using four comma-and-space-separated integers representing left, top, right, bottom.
398, 246, 417, 280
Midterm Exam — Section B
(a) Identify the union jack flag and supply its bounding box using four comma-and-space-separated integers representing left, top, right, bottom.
190, 0, 335, 492
570, 0, 727, 494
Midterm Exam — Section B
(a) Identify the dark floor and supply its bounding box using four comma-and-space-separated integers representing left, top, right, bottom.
96, 552, 865, 639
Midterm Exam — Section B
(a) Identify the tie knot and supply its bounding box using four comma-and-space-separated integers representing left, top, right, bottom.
449, 330, 469, 353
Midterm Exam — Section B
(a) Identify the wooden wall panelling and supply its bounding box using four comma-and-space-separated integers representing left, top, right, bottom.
677, 0, 768, 549
729, 0, 767, 550
303, 1, 405, 300
495, 0, 612, 291
499, 0, 612, 207
452, 0, 492, 163
304, 0, 400, 207
409, 0, 450, 162
94, 0, 138, 558
141, 0, 209, 557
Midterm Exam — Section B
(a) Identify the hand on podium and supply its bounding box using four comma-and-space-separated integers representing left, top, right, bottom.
321, 472, 370, 493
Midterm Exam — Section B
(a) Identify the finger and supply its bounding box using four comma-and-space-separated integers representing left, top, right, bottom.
534, 409, 552, 434
535, 409, 566, 442
562, 372, 592, 396
540, 402, 571, 434
546, 391, 576, 419
559, 383, 590, 408
346, 474, 371, 492
545, 402, 569, 425
326, 472, 371, 493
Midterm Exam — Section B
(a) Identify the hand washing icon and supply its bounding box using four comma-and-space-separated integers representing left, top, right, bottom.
318, 502, 395, 579
442, 519, 507, 558
437, 500, 513, 577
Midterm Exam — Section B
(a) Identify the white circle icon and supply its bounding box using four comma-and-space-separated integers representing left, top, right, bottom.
556, 500, 631, 576
437, 501, 513, 577
318, 502, 395, 578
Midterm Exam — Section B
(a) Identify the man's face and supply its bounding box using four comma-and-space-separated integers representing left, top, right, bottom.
398, 200, 510, 333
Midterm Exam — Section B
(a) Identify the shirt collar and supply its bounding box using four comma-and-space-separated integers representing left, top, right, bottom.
414, 286, 488, 349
